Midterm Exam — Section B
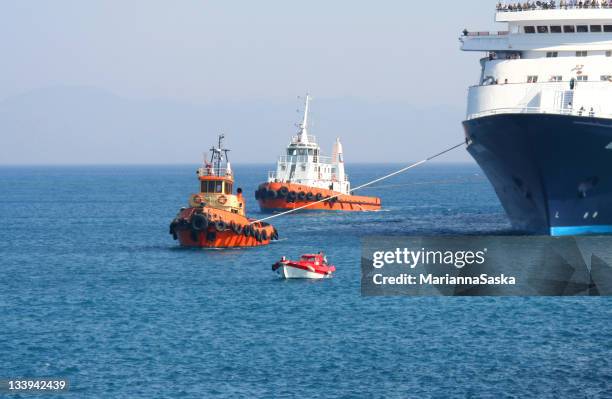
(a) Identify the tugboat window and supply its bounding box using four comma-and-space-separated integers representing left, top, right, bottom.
527, 75, 538, 83
576, 51, 587, 57
564, 25, 575, 33
577, 25, 589, 33
224, 183, 232, 194
550, 26, 562, 33
546, 52, 558, 58
601, 75, 612, 81
207, 181, 215, 193
524, 26, 536, 34
537, 26, 549, 33
577, 75, 589, 81
215, 181, 223, 193
201, 182, 208, 193
605, 25, 612, 32
590, 25, 602, 33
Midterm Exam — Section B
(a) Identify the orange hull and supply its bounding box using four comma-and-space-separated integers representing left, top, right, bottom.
256, 182, 381, 212
170, 207, 277, 248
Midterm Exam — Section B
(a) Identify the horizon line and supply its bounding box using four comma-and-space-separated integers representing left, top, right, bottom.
0, 161, 476, 167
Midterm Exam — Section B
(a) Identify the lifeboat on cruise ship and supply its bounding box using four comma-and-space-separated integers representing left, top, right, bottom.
272, 253, 336, 279
256, 94, 381, 212
169, 134, 278, 248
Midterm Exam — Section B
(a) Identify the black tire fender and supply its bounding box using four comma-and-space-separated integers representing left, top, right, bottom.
278, 187, 289, 197
215, 220, 228, 232
191, 214, 208, 231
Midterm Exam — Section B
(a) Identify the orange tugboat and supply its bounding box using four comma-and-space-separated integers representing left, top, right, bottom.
169, 135, 278, 248
256, 95, 381, 212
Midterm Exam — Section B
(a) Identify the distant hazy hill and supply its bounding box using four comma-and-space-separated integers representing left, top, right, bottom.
0, 86, 470, 164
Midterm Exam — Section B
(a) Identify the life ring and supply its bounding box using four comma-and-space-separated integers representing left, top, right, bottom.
218, 195, 228, 205
215, 220, 228, 232
191, 214, 208, 231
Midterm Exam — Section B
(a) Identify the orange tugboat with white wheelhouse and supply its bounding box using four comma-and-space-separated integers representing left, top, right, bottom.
256, 95, 381, 212
169, 135, 278, 248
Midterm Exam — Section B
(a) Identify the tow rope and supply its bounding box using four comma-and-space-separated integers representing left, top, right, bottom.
251, 141, 466, 224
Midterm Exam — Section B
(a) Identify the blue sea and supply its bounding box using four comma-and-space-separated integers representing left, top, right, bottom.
1, 164, 611, 398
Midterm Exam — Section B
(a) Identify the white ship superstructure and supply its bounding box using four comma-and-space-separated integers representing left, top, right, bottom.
461, 3, 612, 119
268, 95, 350, 194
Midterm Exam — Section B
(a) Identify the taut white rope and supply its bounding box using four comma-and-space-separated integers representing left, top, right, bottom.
251, 141, 466, 224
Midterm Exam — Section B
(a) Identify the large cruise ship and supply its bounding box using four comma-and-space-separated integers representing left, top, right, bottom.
461, 2, 612, 235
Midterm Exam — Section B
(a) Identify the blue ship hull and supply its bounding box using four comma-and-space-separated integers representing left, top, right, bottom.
463, 113, 612, 236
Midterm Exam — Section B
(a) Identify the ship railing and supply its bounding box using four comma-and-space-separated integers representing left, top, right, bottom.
467, 106, 606, 120
496, 3, 612, 12
197, 167, 231, 177
464, 31, 509, 37
268, 171, 277, 180
290, 135, 317, 144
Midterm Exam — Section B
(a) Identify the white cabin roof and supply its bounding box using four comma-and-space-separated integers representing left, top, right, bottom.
462, 6, 612, 52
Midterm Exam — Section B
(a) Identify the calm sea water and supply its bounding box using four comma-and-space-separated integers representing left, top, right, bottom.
1, 164, 611, 398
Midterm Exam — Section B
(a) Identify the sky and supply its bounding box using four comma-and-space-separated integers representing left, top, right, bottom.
0, 0, 500, 164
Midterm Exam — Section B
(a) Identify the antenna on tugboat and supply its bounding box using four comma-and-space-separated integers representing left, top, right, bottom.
251, 141, 466, 224
296, 94, 311, 143
209, 133, 230, 177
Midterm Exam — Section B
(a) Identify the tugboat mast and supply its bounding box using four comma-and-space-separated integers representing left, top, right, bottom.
209, 134, 230, 176
298, 95, 310, 144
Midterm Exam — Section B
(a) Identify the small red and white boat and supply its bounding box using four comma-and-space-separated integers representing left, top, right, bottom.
272, 253, 336, 279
